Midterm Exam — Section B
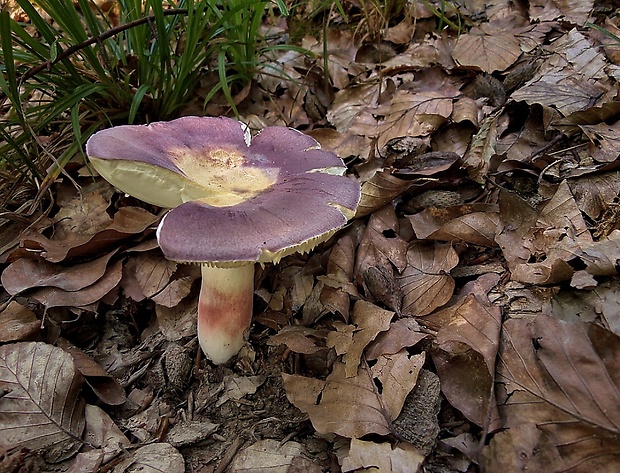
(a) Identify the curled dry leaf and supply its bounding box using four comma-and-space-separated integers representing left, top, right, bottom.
14, 207, 159, 263
356, 170, 412, 217
57, 338, 126, 406
28, 259, 123, 308
366, 317, 431, 359
407, 203, 500, 246
282, 351, 422, 438
0, 342, 85, 463
356, 205, 408, 278
327, 300, 394, 377
131, 251, 177, 298
83, 404, 130, 464
269, 326, 328, 355
400, 241, 459, 316
494, 314, 620, 471
1, 250, 116, 296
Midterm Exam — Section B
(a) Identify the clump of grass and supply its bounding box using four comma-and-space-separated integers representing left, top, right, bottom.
0, 0, 300, 205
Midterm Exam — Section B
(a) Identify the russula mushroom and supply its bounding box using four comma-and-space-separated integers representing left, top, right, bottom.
86, 116, 360, 364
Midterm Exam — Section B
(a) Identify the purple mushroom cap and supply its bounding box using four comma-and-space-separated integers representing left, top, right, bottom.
86, 116, 361, 265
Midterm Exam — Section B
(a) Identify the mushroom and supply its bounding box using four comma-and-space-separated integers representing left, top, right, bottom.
86, 116, 360, 364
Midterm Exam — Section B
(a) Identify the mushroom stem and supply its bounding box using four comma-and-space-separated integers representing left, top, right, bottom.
197, 264, 255, 364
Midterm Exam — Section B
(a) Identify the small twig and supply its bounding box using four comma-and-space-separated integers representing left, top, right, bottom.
214, 435, 245, 473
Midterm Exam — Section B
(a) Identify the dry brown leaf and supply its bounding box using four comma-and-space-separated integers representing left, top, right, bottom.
269, 326, 328, 355
110, 443, 184, 473
341, 438, 425, 473
151, 275, 194, 307
452, 25, 521, 72
327, 300, 394, 377
132, 252, 177, 298
495, 189, 540, 271
16, 207, 159, 263
282, 351, 422, 438
376, 90, 457, 149
366, 318, 431, 359
495, 314, 620, 471
356, 170, 412, 217
0, 301, 40, 342
28, 259, 123, 308
1, 251, 116, 296
0, 342, 85, 462
528, 0, 594, 25
57, 338, 126, 406
580, 122, 620, 163
53, 186, 113, 240
156, 296, 197, 341
407, 204, 500, 246
479, 424, 565, 472
569, 172, 620, 219
400, 241, 459, 317
512, 72, 606, 116
216, 375, 266, 407
230, 439, 320, 473
356, 205, 408, 277
431, 273, 501, 427
83, 404, 130, 464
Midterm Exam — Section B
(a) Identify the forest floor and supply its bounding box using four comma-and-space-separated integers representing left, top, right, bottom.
1, 1, 620, 472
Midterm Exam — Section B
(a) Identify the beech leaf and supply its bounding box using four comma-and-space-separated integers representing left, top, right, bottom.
282, 351, 423, 438
0, 342, 86, 462
495, 315, 620, 471
400, 241, 459, 316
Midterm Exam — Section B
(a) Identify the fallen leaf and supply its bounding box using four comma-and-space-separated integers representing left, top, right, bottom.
1, 251, 116, 296
400, 241, 459, 316
356, 170, 412, 218
528, 0, 594, 25
83, 404, 130, 464
229, 439, 320, 473
341, 438, 424, 473
366, 317, 430, 359
57, 338, 126, 406
110, 443, 184, 473
282, 351, 422, 438
132, 251, 177, 298
269, 326, 328, 355
431, 273, 502, 427
327, 300, 395, 377
0, 342, 85, 462
496, 314, 620, 471
0, 301, 40, 342
453, 24, 522, 72
28, 259, 123, 308
216, 375, 266, 407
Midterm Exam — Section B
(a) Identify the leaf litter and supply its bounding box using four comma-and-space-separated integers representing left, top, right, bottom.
2, 0, 620, 471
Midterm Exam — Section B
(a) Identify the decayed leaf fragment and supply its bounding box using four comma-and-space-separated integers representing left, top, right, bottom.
0, 342, 86, 462
282, 351, 423, 438
494, 314, 620, 471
